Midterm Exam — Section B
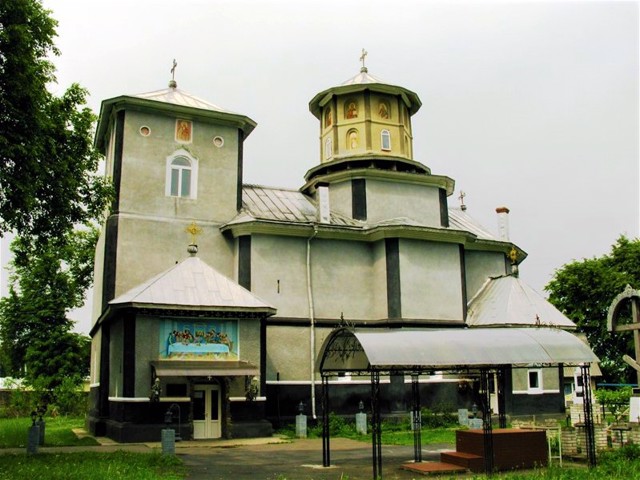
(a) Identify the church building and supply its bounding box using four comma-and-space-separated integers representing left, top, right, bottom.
88, 60, 586, 442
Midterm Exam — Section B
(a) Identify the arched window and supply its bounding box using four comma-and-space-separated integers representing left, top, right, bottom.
347, 129, 358, 149
381, 130, 391, 151
325, 137, 333, 159
166, 150, 198, 198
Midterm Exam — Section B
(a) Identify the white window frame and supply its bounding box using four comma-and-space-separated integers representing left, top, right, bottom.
165, 149, 198, 199
381, 129, 391, 151
527, 368, 543, 394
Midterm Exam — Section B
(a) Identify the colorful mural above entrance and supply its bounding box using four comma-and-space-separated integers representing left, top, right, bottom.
159, 319, 239, 360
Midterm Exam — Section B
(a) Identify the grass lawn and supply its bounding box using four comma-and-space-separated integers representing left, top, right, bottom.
0, 416, 98, 448
0, 451, 186, 480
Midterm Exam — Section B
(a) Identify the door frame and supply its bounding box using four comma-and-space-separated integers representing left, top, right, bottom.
192, 383, 222, 439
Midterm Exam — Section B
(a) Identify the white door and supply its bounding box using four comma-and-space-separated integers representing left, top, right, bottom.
192, 385, 221, 439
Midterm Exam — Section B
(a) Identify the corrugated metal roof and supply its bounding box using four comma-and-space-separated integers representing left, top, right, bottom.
236, 186, 504, 241
110, 253, 275, 313
318, 327, 599, 372
466, 275, 575, 328
448, 208, 497, 240
134, 87, 233, 113
239, 185, 361, 226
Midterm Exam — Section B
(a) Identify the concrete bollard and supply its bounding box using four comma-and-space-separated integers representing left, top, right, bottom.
355, 412, 367, 435
27, 425, 40, 454
161, 428, 175, 455
296, 413, 307, 438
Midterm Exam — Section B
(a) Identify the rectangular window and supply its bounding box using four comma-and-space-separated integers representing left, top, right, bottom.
171, 169, 180, 196
181, 169, 191, 197
527, 369, 543, 394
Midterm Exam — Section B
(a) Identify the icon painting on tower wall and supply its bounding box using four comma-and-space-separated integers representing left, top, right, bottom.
324, 107, 332, 128
176, 119, 192, 143
160, 319, 239, 360
345, 100, 358, 119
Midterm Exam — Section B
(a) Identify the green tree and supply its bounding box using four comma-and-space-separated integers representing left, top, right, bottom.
545, 236, 640, 384
0, 0, 111, 241
0, 229, 97, 408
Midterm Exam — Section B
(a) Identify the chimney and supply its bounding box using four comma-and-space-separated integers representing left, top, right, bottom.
496, 206, 510, 241
318, 184, 330, 223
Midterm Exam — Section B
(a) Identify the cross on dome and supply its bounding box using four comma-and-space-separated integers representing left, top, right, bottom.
360, 48, 368, 73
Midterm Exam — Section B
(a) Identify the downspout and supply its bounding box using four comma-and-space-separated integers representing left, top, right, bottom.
307, 224, 319, 419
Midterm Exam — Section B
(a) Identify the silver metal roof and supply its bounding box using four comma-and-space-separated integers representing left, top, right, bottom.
134, 87, 233, 113
234, 185, 361, 227
318, 327, 599, 373
109, 252, 275, 313
230, 185, 502, 240
341, 69, 387, 86
466, 275, 576, 328
448, 208, 498, 241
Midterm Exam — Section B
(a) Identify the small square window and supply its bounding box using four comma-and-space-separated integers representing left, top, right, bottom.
527, 369, 543, 394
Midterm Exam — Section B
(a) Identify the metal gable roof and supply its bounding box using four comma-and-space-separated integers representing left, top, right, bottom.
109, 253, 275, 314
318, 327, 599, 373
466, 275, 576, 328
134, 87, 234, 113
238, 185, 361, 226
234, 186, 506, 242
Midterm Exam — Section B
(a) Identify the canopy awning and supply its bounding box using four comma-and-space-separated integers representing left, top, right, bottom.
317, 327, 599, 374
151, 360, 258, 377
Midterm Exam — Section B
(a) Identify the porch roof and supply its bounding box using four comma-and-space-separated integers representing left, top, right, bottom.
151, 360, 259, 377
317, 327, 599, 374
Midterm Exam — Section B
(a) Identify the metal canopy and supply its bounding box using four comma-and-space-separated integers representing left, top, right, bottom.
318, 327, 599, 374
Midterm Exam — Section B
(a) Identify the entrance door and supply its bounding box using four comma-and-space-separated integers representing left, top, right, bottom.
193, 384, 221, 439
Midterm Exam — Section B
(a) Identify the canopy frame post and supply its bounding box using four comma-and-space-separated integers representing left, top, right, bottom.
480, 368, 494, 476
497, 366, 508, 429
411, 372, 422, 463
321, 373, 330, 467
371, 370, 382, 479
580, 364, 597, 468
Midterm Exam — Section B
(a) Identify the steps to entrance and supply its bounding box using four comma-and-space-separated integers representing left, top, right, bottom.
401, 461, 467, 476
440, 451, 484, 472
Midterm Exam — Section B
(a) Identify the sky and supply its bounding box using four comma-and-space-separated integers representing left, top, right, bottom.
7, 0, 639, 334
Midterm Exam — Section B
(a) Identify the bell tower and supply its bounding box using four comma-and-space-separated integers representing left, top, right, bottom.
308, 49, 421, 164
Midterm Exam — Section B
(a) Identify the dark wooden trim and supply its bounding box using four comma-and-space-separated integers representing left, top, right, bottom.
122, 312, 136, 397
459, 244, 468, 321
351, 179, 367, 221
439, 188, 449, 228
237, 130, 244, 212
112, 111, 125, 213
385, 238, 402, 319
101, 215, 119, 311
238, 236, 251, 290
98, 323, 111, 417
260, 317, 267, 395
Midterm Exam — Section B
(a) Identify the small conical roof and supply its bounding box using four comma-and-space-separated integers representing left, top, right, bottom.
109, 254, 275, 315
466, 275, 575, 328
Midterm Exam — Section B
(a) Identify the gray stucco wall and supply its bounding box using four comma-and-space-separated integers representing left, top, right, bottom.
112, 216, 235, 299
366, 179, 441, 226
465, 250, 507, 300
311, 239, 375, 320
251, 235, 308, 319
266, 325, 333, 381
399, 239, 464, 321
118, 110, 240, 222
135, 316, 159, 398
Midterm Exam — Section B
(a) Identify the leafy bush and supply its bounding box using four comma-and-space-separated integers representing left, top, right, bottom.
595, 387, 632, 423
421, 403, 457, 428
